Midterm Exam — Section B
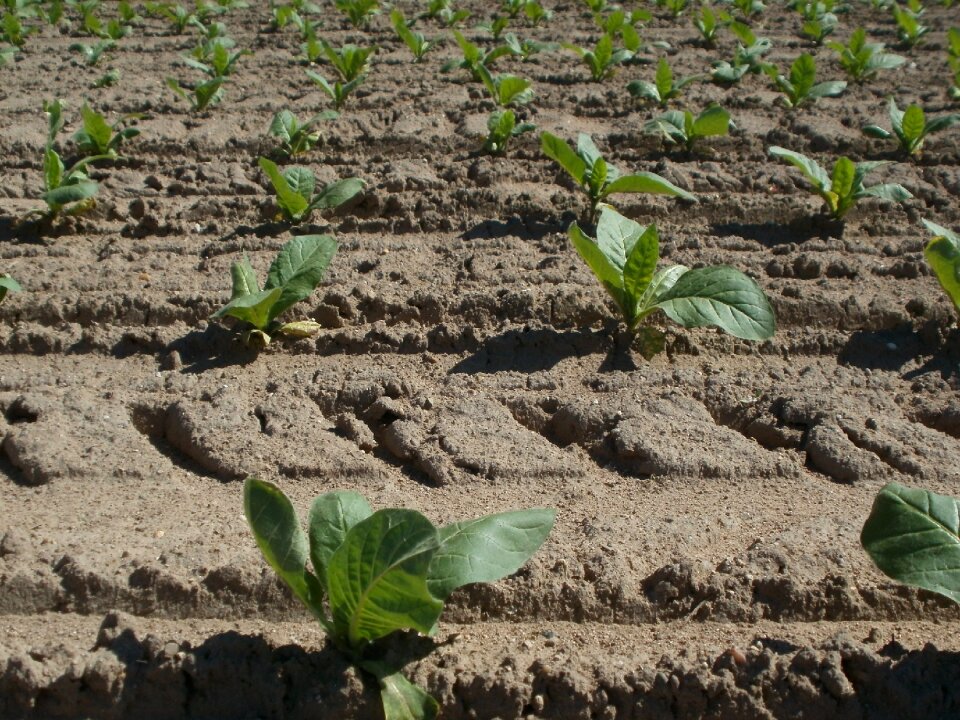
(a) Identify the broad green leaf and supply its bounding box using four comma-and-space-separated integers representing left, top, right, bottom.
259, 156, 310, 220
655, 57, 673, 100
496, 74, 533, 106
637, 264, 688, 313
0, 275, 21, 303
808, 80, 846, 99
626, 79, 660, 102
569, 221, 626, 310
283, 166, 316, 201
77, 104, 113, 154
308, 177, 365, 211
270, 109, 298, 143
540, 132, 586, 185
264, 233, 338, 320
44, 180, 98, 209
858, 183, 912, 203
922, 219, 960, 317
769, 146, 829, 190
594, 206, 647, 277
602, 172, 695, 201
861, 482, 960, 604
901, 105, 926, 146
243, 478, 327, 620
863, 125, 893, 139
194, 77, 224, 109
622, 224, 660, 319
43, 147, 64, 191
576, 133, 604, 170
230, 256, 260, 299
308, 491, 373, 589
692, 105, 730, 137
213, 287, 282, 329
44, 98, 65, 145
327, 509, 443, 646
831, 156, 856, 201
426, 508, 555, 599
924, 112, 960, 136
379, 670, 439, 720
653, 265, 776, 340
790, 54, 816, 97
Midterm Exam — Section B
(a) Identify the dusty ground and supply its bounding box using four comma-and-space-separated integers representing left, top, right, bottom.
2, 1, 960, 718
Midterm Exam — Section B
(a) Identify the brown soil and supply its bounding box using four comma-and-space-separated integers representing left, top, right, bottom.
2, 2, 960, 718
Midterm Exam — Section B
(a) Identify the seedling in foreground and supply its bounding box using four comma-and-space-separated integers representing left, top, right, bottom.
212, 234, 337, 347
440, 30, 516, 81
711, 23, 772, 83
269, 108, 338, 158
627, 57, 700, 108
769, 146, 912, 220
829, 28, 904, 82
569, 206, 775, 339
72, 104, 140, 158
182, 37, 250, 77
258, 156, 364, 223
564, 33, 633, 82
390, 9, 438, 62
767, 53, 846, 108
862, 98, 960, 156
476, 64, 533, 108
244, 477, 555, 720
540, 131, 695, 219
316, 40, 375, 82
305, 70, 363, 110
861, 483, 960, 604
0, 274, 20, 304
166, 76, 225, 111
483, 109, 535, 154
644, 105, 731, 152
921, 219, 960, 320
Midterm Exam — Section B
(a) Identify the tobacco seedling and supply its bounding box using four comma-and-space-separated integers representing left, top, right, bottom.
144, 2, 196, 33
862, 98, 960, 156
711, 22, 772, 83
861, 483, 960, 604
92, 68, 121, 88
767, 53, 846, 108
212, 234, 337, 347
69, 38, 115, 65
440, 30, 515, 80
390, 9, 438, 62
627, 57, 700, 108
166, 76, 225, 111
431, 0, 470, 27
730, 0, 765, 18
693, 5, 720, 47
595, 9, 650, 53
523, 0, 551, 25
891, 3, 927, 49
71, 104, 140, 158
564, 33, 633, 82
476, 64, 533, 108
921, 219, 960, 320
540, 132, 695, 219
829, 28, 904, 82
183, 37, 250, 77
315, 40, 374, 82
769, 146, 912, 220
502, 33, 558, 60
476, 14, 509, 39
269, 108, 338, 158
664, 0, 689, 17
644, 105, 731, 152
335, 0, 378, 27
244, 477, 555, 720
305, 70, 363, 110
569, 206, 775, 339
0, 274, 20, 304
1, 10, 32, 46
483, 109, 535, 154
258, 156, 364, 224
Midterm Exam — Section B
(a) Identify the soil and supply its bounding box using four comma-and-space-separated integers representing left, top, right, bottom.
2, 2, 960, 718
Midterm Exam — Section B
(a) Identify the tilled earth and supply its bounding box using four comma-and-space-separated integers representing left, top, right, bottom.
2, 2, 960, 718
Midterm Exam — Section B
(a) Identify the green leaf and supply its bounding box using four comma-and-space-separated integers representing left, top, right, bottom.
768, 146, 830, 190
653, 265, 776, 340
270, 109, 298, 143
861, 482, 960, 604
602, 172, 695, 201
230, 256, 260, 299
43, 147, 64, 192
831, 156, 856, 202
863, 125, 893, 139
426, 509, 555, 599
638, 264, 688, 311
692, 105, 730, 138
789, 53, 816, 98
283, 166, 316, 201
76, 104, 113, 154
44, 180, 98, 209
0, 275, 21, 303
213, 287, 283, 329
922, 219, 960, 317
327, 509, 443, 647
654, 57, 673, 100
308, 491, 373, 591
858, 183, 912, 203
569, 221, 626, 310
540, 132, 586, 185
924, 113, 960, 136
808, 80, 846, 99
622, 224, 660, 320
308, 177, 365, 211
259, 156, 310, 220
378, 669, 440, 720
243, 478, 327, 620
264, 233, 338, 320
576, 133, 604, 170
901, 105, 926, 146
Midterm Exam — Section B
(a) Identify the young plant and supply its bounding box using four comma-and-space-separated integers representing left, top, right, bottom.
627, 57, 700, 107
564, 33, 633, 82
71, 104, 140, 158
767, 53, 846, 108
69, 38, 115, 65
269, 108, 338, 158
693, 4, 720, 46
861, 483, 960, 604
540, 131, 695, 219
432, 0, 470, 27
166, 76, 225, 111
569, 206, 775, 339
523, 0, 551, 25
440, 30, 516, 80
1, 10, 33, 46
335, 0, 378, 27
0, 274, 20, 304
244, 477, 555, 720
476, 14, 509, 39
476, 64, 533, 107
305, 70, 363, 110
316, 40, 375, 82
144, 2, 195, 33
212, 234, 337, 347
643, 105, 731, 152
390, 8, 438, 62
769, 146, 912, 220
891, 3, 928, 48
664, 0, 689, 17
182, 37, 250, 77
730, 0, 765, 18
595, 9, 649, 53
921, 220, 960, 320
829, 28, 905, 82
483, 109, 535, 154
862, 98, 960, 156
258, 156, 364, 223
711, 22, 772, 83
502, 32, 558, 60
798, 2, 838, 45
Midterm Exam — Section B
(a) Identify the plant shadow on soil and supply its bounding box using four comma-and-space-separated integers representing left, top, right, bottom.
712, 215, 846, 246
162, 325, 260, 374
461, 213, 573, 242
840, 325, 960, 380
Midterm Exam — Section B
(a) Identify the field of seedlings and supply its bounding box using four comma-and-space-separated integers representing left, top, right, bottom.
2, 0, 960, 717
